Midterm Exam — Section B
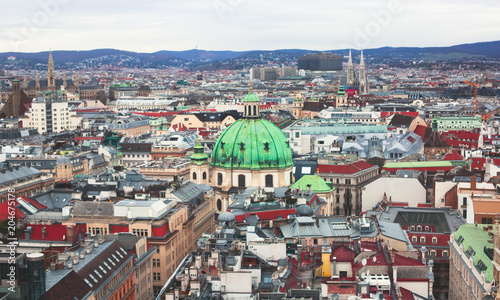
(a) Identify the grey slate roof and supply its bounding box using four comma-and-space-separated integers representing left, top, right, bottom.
378, 221, 414, 251
72, 201, 114, 216
33, 191, 73, 210
0, 166, 42, 185
368, 206, 466, 233
279, 216, 379, 239
173, 182, 212, 204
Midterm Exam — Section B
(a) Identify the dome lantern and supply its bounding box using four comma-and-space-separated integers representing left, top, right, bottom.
243, 88, 260, 118
190, 138, 208, 165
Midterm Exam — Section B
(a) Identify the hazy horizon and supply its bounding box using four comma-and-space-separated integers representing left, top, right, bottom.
1, 39, 499, 54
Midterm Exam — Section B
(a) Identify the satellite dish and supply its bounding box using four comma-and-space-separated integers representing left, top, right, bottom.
362, 258, 367, 266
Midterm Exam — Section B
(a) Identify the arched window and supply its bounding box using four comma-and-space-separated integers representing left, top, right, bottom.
245, 105, 247, 116
238, 174, 245, 188
430, 250, 437, 257
265, 175, 273, 187
417, 225, 422, 232
420, 236, 426, 244
442, 250, 449, 257
217, 199, 222, 211
425, 226, 430, 232
192, 172, 197, 180
217, 173, 223, 185
202, 172, 207, 180
410, 225, 415, 231
253, 105, 257, 116
432, 237, 438, 244
411, 236, 417, 243
290, 172, 293, 184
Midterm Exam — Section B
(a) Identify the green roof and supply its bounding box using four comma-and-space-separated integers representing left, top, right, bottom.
190, 141, 208, 164
243, 92, 260, 103
211, 118, 293, 170
338, 86, 346, 96
433, 116, 482, 129
383, 161, 453, 169
453, 224, 494, 282
296, 124, 387, 135
290, 175, 334, 193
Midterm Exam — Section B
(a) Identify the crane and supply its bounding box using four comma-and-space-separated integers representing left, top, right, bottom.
464, 80, 480, 115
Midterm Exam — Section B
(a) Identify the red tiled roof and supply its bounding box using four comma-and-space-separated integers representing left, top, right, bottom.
20, 224, 86, 242
406, 232, 450, 246
0, 201, 26, 220
492, 159, 500, 167
444, 139, 477, 149
413, 125, 428, 141
381, 112, 419, 118
443, 150, 464, 161
442, 130, 480, 141
392, 254, 424, 267
151, 223, 169, 238
0, 196, 47, 220
317, 160, 375, 175
399, 287, 415, 300
132, 109, 216, 117
234, 208, 297, 222
471, 157, 486, 171
326, 282, 357, 295
331, 245, 354, 262
74, 137, 104, 141
390, 202, 409, 207
110, 224, 129, 234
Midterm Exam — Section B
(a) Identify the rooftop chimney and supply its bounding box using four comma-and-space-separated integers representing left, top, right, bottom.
471, 175, 477, 190
66, 225, 74, 242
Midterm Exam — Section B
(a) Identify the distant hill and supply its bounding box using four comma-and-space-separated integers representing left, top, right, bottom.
1, 40, 499, 68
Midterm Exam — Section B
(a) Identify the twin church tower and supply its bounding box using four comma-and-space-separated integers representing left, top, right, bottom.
346, 49, 369, 95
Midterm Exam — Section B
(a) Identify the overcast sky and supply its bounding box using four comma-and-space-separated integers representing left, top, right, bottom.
1, 0, 499, 52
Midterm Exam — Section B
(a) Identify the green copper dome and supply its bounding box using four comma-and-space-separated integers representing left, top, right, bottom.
211, 118, 293, 170
243, 92, 260, 102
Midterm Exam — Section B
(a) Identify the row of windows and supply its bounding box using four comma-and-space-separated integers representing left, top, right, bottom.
192, 172, 207, 181
215, 172, 293, 187
132, 228, 149, 237
411, 235, 439, 244
409, 225, 433, 232
124, 154, 149, 158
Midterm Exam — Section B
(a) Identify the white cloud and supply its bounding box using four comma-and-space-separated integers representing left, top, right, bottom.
0, 0, 499, 52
